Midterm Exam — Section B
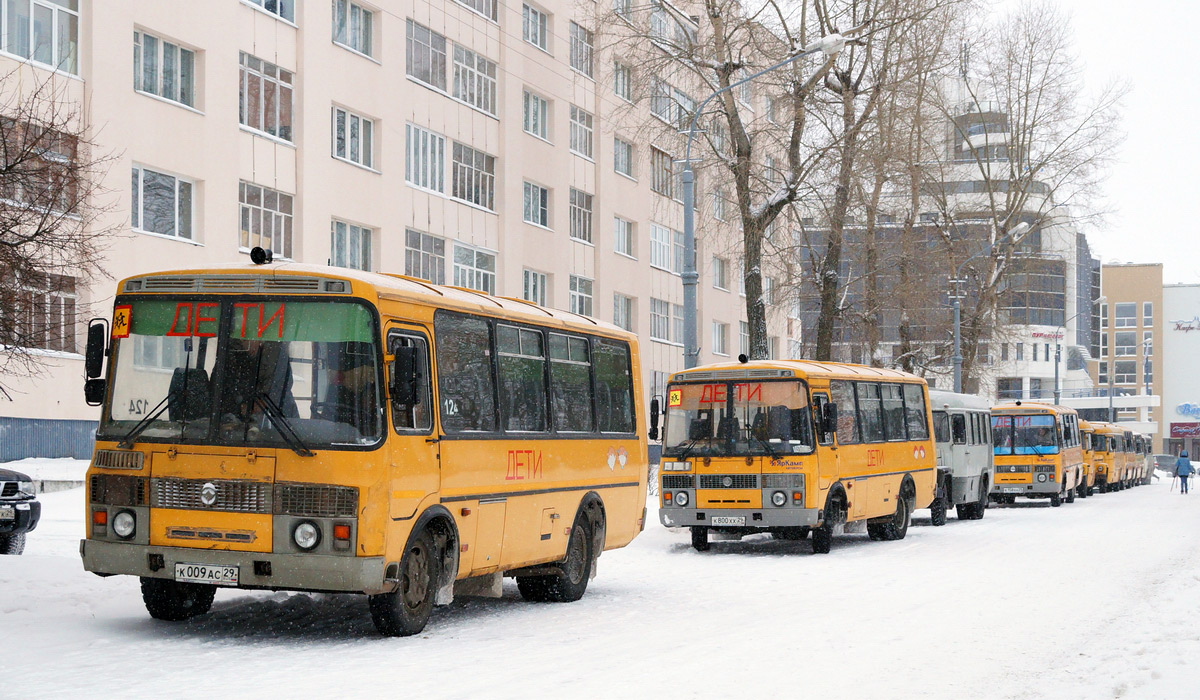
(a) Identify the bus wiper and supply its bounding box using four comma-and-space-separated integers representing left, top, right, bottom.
254, 392, 315, 457
118, 396, 171, 449
675, 437, 705, 461
749, 432, 781, 460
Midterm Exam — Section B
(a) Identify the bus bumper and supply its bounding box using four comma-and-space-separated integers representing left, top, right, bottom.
80, 539, 389, 594
659, 507, 821, 528
993, 482, 1058, 497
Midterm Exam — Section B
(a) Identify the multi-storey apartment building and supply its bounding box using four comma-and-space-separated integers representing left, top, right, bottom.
0, 0, 791, 459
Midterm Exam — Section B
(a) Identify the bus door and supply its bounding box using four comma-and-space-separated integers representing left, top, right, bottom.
949, 412, 969, 480
386, 328, 440, 523
812, 390, 838, 496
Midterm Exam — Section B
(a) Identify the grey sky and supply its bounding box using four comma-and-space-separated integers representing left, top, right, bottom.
1042, 0, 1198, 283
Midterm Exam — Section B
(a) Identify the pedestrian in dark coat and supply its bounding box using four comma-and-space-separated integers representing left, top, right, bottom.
1176, 451, 1195, 494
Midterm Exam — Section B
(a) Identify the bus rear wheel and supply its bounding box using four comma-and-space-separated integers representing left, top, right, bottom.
879, 497, 911, 541
517, 516, 594, 603
1050, 494, 1062, 507
1065, 486, 1075, 504
690, 526, 710, 552
140, 577, 216, 621
369, 528, 436, 637
930, 493, 948, 527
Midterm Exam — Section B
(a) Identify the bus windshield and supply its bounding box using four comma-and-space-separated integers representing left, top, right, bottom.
98, 298, 382, 449
992, 414, 1059, 456
663, 380, 814, 458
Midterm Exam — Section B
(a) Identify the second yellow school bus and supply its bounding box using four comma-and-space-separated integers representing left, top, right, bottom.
1090, 422, 1127, 492
990, 402, 1085, 507
79, 257, 648, 636
658, 360, 935, 553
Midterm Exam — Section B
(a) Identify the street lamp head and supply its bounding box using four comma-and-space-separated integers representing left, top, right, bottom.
1007, 221, 1031, 239
1094, 295, 1107, 305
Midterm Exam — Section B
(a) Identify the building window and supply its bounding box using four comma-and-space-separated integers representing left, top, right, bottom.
614, 137, 634, 178
454, 0, 497, 21
613, 217, 634, 258
1101, 332, 1108, 356
569, 22, 593, 77
1098, 361, 1108, 385
453, 45, 497, 115
245, 0, 294, 22
1114, 331, 1137, 357
1114, 302, 1136, 328
523, 90, 549, 140
613, 293, 634, 331
650, 147, 674, 198
404, 229, 445, 283
739, 321, 749, 356
1028, 378, 1043, 399
523, 269, 547, 305
713, 188, 727, 220
650, 224, 672, 271
1145, 359, 1153, 385
451, 142, 496, 210
613, 61, 632, 101
132, 165, 193, 241
453, 243, 495, 294
239, 181, 293, 258
569, 275, 593, 316
712, 321, 729, 356
12, 273, 76, 352
712, 257, 729, 290
1000, 343, 1009, 361
239, 53, 293, 141
523, 181, 549, 227
1032, 343, 1038, 362
332, 0, 373, 56
569, 188, 593, 243
763, 276, 775, 304
4, 0, 79, 74
133, 31, 195, 108
522, 4, 548, 51
405, 123, 444, 192
999, 258, 1065, 326
330, 219, 371, 271
1015, 342, 1024, 361
569, 105, 594, 159
612, 0, 632, 21
1143, 301, 1153, 326
672, 229, 685, 274
1100, 303, 1108, 328
333, 107, 374, 169
997, 378, 1022, 400
650, 298, 670, 341
1114, 360, 1137, 384
405, 19, 446, 91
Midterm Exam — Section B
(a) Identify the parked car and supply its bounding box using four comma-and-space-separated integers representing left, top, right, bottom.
1153, 454, 1177, 476
0, 467, 41, 554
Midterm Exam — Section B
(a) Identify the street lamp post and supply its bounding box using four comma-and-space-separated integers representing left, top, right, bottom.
1052, 295, 1105, 404
950, 221, 1030, 393
679, 30, 862, 368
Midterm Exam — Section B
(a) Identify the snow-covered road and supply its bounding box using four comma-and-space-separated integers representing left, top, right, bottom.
4, 474, 1198, 700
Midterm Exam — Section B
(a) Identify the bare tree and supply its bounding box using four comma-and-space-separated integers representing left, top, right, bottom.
924, 0, 1126, 389
0, 66, 117, 391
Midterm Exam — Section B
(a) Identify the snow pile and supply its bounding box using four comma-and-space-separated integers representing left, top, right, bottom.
2, 457, 89, 482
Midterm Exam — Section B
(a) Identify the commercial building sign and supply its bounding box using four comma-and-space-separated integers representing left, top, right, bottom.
1179, 403, 1200, 419
1171, 317, 1200, 332
1170, 423, 1200, 438
1030, 331, 1064, 340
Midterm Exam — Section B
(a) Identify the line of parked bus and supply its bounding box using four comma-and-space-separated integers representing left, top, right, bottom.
74, 255, 1158, 637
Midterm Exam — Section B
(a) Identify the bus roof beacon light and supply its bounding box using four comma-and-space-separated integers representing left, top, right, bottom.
250, 247, 273, 265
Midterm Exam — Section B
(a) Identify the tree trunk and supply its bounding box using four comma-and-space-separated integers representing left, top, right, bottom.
814, 88, 859, 361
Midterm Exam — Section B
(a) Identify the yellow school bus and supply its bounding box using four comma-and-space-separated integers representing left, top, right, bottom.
78, 254, 648, 636
658, 360, 936, 553
1091, 422, 1126, 492
1078, 420, 1099, 498
990, 402, 1085, 507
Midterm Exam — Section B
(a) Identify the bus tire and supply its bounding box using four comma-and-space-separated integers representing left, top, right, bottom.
369, 528, 436, 637
811, 521, 832, 554
880, 496, 910, 541
518, 514, 593, 603
140, 577, 216, 621
930, 493, 948, 527
1050, 494, 1062, 507
690, 527, 710, 552
1065, 486, 1075, 504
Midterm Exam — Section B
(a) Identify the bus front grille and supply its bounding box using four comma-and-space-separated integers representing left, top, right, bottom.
152, 478, 271, 513
995, 465, 1032, 473
699, 474, 759, 489
661, 474, 695, 489
274, 483, 358, 518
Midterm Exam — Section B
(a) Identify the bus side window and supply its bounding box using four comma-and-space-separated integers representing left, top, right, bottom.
388, 332, 432, 433
829, 380, 859, 445
933, 411, 950, 444
812, 392, 834, 446
434, 312, 497, 433
951, 414, 967, 445
594, 338, 635, 434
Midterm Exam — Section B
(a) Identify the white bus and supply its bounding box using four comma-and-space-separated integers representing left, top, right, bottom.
927, 390, 993, 523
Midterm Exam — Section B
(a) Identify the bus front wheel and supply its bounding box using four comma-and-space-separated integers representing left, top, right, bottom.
930, 491, 948, 527
369, 528, 436, 637
689, 526, 711, 552
518, 515, 594, 603
140, 577, 215, 621
1050, 494, 1062, 507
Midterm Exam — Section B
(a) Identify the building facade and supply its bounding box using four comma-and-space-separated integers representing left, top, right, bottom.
1161, 283, 1200, 456
0, 0, 791, 459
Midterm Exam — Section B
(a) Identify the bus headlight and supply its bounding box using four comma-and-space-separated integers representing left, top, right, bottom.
1037, 474, 1047, 483
674, 491, 689, 507
771, 491, 787, 507
111, 510, 136, 539
292, 521, 321, 550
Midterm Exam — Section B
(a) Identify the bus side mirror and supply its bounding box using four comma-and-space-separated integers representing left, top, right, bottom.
821, 403, 838, 436
390, 346, 419, 406
648, 397, 661, 441
84, 378, 106, 406
85, 320, 108, 379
